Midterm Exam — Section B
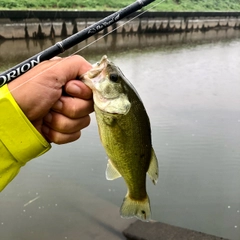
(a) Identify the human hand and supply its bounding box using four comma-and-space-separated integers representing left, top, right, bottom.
8, 55, 93, 144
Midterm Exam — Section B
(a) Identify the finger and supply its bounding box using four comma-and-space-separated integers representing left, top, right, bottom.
42, 125, 81, 144
64, 80, 93, 99
51, 55, 92, 86
43, 111, 91, 134
52, 96, 94, 119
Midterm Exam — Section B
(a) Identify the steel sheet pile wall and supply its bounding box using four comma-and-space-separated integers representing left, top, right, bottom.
0, 11, 239, 39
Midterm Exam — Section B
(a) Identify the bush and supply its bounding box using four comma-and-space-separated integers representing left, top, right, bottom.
0, 0, 18, 8
1, 0, 240, 11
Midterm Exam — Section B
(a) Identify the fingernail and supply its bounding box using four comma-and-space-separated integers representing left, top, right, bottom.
67, 83, 81, 95
44, 113, 52, 123
53, 100, 63, 110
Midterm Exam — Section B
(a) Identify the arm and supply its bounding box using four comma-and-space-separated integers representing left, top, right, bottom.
0, 55, 93, 191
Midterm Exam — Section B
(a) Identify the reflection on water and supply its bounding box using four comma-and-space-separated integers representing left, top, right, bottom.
1, 29, 240, 240
1, 28, 240, 71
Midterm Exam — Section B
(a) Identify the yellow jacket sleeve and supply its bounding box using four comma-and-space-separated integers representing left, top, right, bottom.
0, 84, 51, 191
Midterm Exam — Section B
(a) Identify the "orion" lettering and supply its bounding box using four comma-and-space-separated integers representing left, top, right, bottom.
0, 54, 42, 87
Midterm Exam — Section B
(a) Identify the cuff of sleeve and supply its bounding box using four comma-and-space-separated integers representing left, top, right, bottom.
0, 84, 51, 165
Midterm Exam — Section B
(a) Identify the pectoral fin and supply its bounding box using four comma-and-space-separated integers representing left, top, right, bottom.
147, 148, 159, 185
106, 159, 122, 180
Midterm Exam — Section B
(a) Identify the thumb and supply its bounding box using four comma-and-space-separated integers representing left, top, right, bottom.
49, 55, 92, 86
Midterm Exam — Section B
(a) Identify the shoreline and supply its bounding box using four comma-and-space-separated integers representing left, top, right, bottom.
123, 220, 230, 240
0, 11, 240, 39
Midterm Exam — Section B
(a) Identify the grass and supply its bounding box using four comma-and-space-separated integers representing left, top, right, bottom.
0, 0, 240, 11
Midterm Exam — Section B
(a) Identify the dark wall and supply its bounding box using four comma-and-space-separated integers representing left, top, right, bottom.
0, 10, 240, 21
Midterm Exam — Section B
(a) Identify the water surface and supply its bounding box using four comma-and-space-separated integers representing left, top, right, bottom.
1, 29, 240, 240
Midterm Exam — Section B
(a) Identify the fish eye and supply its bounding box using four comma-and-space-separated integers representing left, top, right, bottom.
109, 73, 119, 83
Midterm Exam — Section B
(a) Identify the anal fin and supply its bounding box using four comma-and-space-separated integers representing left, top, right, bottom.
106, 159, 122, 180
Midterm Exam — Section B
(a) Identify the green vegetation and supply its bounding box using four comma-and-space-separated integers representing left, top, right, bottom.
158, 0, 240, 11
0, 0, 240, 11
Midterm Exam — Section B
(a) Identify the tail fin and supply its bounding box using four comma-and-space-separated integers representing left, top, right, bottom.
120, 194, 151, 221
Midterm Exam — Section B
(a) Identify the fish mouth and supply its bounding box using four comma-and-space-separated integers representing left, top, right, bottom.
93, 55, 109, 67
79, 55, 109, 80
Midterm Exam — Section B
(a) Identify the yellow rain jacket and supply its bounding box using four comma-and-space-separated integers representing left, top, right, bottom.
0, 84, 51, 191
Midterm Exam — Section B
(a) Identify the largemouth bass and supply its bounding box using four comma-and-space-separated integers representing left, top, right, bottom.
81, 55, 158, 221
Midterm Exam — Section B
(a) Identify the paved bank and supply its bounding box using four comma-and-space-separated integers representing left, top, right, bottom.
0, 11, 240, 39
123, 220, 230, 240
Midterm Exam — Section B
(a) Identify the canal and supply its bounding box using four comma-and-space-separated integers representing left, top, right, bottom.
0, 29, 240, 240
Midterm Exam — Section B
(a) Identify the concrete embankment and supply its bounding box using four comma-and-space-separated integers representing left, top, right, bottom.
123, 220, 230, 240
0, 11, 240, 39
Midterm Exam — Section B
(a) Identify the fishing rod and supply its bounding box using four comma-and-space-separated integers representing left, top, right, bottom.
0, 0, 155, 87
